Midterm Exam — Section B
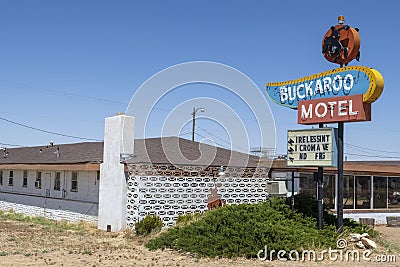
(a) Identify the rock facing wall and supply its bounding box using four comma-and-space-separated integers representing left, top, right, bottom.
0, 200, 97, 223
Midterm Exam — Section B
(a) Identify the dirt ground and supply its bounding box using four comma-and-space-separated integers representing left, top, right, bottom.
0, 218, 399, 267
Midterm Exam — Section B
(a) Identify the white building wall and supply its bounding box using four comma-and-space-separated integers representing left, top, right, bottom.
343, 212, 400, 225
62, 170, 99, 202
0, 169, 99, 216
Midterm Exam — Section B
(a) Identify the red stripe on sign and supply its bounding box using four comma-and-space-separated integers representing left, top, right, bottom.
297, 94, 371, 125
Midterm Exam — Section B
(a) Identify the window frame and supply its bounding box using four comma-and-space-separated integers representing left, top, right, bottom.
23, 170, 28, 187
71, 171, 78, 192
54, 171, 61, 191
8, 170, 14, 186
35, 171, 42, 189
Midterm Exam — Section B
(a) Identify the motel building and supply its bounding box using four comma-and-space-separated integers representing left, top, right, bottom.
272, 159, 400, 223
0, 114, 399, 231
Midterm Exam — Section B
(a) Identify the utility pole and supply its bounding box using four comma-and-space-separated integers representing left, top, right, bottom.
191, 107, 205, 141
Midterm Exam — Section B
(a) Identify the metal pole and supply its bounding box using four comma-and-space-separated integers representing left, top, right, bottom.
191, 107, 196, 142
317, 123, 324, 230
337, 122, 344, 233
291, 170, 295, 211
317, 166, 324, 230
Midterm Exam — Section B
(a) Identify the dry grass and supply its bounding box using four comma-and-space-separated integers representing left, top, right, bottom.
0, 211, 399, 267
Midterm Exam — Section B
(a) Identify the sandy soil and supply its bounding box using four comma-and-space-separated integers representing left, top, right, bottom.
0, 218, 399, 267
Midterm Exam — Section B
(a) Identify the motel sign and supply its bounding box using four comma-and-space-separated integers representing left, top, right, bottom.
287, 128, 338, 167
298, 94, 371, 125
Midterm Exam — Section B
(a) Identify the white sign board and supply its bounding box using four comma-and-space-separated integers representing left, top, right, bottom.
287, 128, 338, 167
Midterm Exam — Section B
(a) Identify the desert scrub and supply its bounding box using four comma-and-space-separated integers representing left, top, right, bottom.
146, 196, 375, 259
135, 214, 163, 235
176, 213, 202, 225
0, 210, 93, 233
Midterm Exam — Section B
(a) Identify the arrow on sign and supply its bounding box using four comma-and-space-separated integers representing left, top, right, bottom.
288, 138, 294, 146
288, 147, 294, 154
289, 157, 294, 162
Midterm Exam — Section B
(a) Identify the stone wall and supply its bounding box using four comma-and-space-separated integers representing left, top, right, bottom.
0, 200, 97, 223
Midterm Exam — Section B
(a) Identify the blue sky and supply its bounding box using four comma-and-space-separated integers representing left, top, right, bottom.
1, 0, 399, 160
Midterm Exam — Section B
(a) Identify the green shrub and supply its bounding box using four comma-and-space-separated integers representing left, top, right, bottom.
146, 198, 338, 258
146, 196, 376, 259
285, 194, 337, 226
135, 215, 163, 235
176, 213, 202, 225
285, 194, 378, 237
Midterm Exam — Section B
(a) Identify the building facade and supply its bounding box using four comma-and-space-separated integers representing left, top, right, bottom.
270, 160, 400, 224
1, 114, 399, 229
0, 143, 102, 222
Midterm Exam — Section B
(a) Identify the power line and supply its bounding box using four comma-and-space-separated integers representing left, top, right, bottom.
178, 131, 192, 137
345, 144, 383, 157
194, 132, 232, 150
0, 117, 102, 142
345, 143, 400, 155
43, 89, 127, 105
0, 142, 23, 147
196, 126, 231, 145
1, 81, 127, 105
196, 125, 249, 152
344, 152, 400, 159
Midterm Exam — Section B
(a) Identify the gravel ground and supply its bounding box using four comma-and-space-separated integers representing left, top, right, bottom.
0, 218, 399, 267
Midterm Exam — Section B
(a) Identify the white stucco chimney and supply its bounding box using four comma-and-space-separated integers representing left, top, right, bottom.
98, 113, 135, 232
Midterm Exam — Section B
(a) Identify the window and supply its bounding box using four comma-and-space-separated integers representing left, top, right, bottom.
373, 176, 387, 208
389, 177, 400, 209
8, 171, 13, 186
299, 173, 317, 198
95, 170, 100, 185
343, 175, 355, 209
35, 171, 42, 189
71, 171, 78, 192
54, 172, 61, 191
323, 174, 335, 209
0, 171, 2, 186
355, 176, 371, 209
23, 170, 28, 187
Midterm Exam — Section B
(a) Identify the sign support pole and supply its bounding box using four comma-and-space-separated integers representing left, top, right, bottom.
291, 170, 295, 211
337, 122, 344, 233
317, 125, 324, 230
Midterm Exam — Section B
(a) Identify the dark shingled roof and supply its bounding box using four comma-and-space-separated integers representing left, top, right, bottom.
0, 137, 263, 167
129, 137, 263, 167
0, 142, 104, 164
